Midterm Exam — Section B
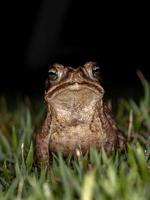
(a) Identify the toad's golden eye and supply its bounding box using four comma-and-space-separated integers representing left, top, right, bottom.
92, 65, 100, 79
48, 68, 58, 81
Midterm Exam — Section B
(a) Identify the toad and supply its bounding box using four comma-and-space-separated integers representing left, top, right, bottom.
35, 61, 126, 166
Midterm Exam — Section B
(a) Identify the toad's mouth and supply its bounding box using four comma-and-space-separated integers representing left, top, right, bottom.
45, 82, 104, 100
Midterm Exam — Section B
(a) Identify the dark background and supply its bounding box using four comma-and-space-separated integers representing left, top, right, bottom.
4, 1, 150, 97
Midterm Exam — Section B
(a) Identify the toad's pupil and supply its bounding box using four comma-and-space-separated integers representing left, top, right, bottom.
92, 66, 100, 78
48, 70, 58, 80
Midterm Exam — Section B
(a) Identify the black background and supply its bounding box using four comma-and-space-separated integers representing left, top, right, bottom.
5, 1, 150, 96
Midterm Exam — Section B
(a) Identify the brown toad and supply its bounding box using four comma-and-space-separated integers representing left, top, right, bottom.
35, 61, 126, 166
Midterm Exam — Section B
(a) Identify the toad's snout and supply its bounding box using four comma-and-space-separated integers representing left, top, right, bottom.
67, 68, 84, 84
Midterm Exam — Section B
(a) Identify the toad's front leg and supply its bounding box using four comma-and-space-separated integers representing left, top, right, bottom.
35, 114, 51, 167
35, 134, 51, 167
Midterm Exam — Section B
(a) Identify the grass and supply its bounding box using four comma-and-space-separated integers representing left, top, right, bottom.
0, 73, 150, 200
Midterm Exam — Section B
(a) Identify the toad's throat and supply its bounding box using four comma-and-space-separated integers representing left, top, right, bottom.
49, 89, 102, 126
46, 82, 104, 99
50, 88, 101, 112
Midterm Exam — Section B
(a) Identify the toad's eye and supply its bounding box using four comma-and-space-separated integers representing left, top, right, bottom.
48, 68, 58, 81
92, 65, 100, 79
